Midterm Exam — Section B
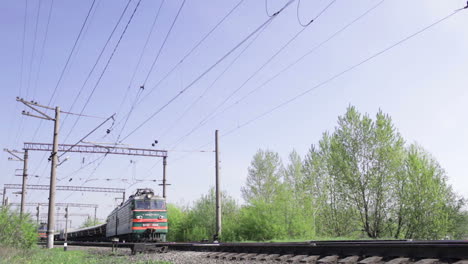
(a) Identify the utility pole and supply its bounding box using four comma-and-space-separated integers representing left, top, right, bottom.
215, 130, 221, 241
64, 206, 69, 241
47, 106, 60, 249
36, 205, 40, 224
162, 157, 167, 198
3, 148, 27, 215
94, 206, 97, 223
21, 150, 28, 216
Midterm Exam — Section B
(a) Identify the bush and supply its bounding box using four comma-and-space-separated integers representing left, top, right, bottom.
0, 206, 38, 249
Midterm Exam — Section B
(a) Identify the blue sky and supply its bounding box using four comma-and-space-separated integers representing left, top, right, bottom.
1, 0, 467, 228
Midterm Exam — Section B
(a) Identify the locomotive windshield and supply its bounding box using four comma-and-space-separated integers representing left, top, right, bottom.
135, 200, 166, 210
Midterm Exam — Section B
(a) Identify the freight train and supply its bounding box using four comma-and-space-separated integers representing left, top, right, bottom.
56, 188, 167, 242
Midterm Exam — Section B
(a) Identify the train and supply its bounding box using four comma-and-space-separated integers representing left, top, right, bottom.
38, 222, 47, 240
54, 188, 168, 242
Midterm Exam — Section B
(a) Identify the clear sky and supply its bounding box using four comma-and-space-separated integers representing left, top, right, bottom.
1, 0, 467, 229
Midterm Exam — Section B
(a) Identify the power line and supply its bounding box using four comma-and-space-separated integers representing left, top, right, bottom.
26, 0, 43, 98
115, 0, 166, 117
61, 0, 133, 140
30, 0, 97, 142
63, 0, 143, 143
137, 0, 245, 105
168, 0, 336, 148
19, 0, 29, 98
157, 19, 273, 142
32, 0, 55, 100
222, 7, 465, 139
141, 0, 186, 86
46, 0, 97, 106
121, 0, 297, 142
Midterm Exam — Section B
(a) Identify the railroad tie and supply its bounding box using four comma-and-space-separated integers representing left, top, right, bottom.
287, 255, 309, 263
214, 252, 231, 259
339, 256, 361, 264
251, 254, 268, 260
385, 258, 411, 264
221, 253, 238, 260
241, 253, 258, 260
318, 255, 340, 264
260, 254, 281, 261
413, 259, 441, 264
231, 253, 250, 260
453, 261, 468, 264
299, 255, 321, 263
359, 256, 383, 264
276, 254, 295, 261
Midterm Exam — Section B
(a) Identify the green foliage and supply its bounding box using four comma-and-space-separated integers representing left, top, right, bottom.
167, 188, 240, 242
0, 206, 38, 249
80, 216, 103, 228
166, 106, 465, 242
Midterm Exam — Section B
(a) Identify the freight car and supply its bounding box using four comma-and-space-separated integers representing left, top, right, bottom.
57, 188, 167, 242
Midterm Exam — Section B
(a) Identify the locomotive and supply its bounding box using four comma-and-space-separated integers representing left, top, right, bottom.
107, 188, 167, 242
57, 188, 167, 242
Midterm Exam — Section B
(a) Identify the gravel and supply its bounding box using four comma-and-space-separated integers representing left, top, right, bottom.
81, 247, 286, 264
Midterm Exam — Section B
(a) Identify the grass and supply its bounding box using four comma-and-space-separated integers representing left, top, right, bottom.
0, 247, 171, 264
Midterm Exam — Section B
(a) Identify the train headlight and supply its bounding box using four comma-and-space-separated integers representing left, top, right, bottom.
146, 193, 153, 199
136, 215, 143, 219
158, 215, 163, 219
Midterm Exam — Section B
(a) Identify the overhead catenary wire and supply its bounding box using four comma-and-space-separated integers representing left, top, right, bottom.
157, 18, 273, 142
175, 0, 385, 145
220, 7, 465, 140
115, 0, 166, 117
141, 0, 186, 87
32, 0, 55, 100
136, 0, 245, 106
63, 0, 143, 144
61, 0, 133, 140
121, 0, 297, 142
26, 0, 43, 99
30, 0, 97, 142
167, 0, 337, 149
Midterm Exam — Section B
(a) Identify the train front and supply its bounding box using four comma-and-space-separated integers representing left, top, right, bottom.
132, 189, 167, 242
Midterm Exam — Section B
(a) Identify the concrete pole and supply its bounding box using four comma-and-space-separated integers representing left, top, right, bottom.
215, 130, 221, 241
162, 156, 167, 199
47, 106, 60, 249
94, 207, 97, 223
64, 206, 68, 241
36, 205, 40, 224
20, 150, 28, 216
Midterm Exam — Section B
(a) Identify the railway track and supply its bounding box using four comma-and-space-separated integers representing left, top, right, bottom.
48, 240, 468, 263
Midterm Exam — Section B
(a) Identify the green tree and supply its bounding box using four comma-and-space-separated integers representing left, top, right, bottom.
329, 106, 405, 238
0, 206, 38, 249
80, 216, 102, 228
241, 149, 283, 204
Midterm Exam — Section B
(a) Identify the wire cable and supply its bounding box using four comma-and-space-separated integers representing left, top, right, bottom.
141, 0, 186, 86
63, 0, 142, 143
32, 0, 55, 100
221, 7, 465, 139
115, 0, 166, 116
192, 0, 383, 136
60, 0, 133, 139
168, 0, 336, 148
157, 19, 272, 141
137, 0, 245, 105
121, 0, 297, 142
26, 0, 43, 98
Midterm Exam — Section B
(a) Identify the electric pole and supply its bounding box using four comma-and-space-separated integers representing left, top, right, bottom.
21, 150, 28, 216
3, 148, 27, 216
64, 206, 69, 241
47, 106, 60, 249
163, 157, 167, 198
215, 130, 221, 241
